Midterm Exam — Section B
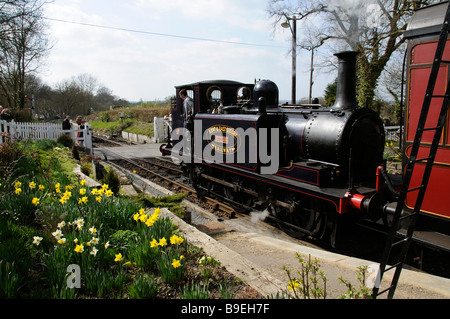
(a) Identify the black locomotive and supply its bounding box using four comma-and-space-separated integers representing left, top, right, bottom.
161, 51, 388, 246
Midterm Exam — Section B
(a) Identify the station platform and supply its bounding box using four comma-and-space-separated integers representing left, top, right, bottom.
95, 142, 450, 299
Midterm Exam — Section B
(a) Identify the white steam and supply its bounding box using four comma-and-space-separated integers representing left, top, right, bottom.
250, 209, 270, 223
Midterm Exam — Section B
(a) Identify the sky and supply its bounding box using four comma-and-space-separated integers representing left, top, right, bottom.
42, 0, 333, 102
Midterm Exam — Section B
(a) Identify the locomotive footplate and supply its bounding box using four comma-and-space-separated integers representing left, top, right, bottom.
200, 161, 377, 216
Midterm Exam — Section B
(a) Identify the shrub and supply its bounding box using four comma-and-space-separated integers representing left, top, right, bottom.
57, 134, 73, 148
283, 253, 327, 299
102, 169, 120, 194
0, 135, 24, 172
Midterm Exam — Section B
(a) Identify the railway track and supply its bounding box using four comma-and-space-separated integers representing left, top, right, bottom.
92, 134, 125, 147
106, 155, 237, 219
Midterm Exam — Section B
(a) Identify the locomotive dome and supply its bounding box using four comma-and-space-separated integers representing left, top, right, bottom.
253, 80, 279, 108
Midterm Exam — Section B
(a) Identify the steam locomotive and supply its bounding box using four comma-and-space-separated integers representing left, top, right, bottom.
161, 2, 450, 251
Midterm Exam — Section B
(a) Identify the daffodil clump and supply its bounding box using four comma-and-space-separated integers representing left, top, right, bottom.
1, 139, 242, 299
130, 206, 187, 284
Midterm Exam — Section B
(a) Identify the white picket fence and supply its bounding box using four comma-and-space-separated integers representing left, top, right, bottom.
0, 120, 93, 154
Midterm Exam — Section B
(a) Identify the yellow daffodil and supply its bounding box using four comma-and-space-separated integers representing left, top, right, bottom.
38, 184, 45, 191
145, 217, 156, 227
172, 259, 181, 269
15, 188, 22, 195
287, 279, 301, 291
29, 181, 36, 189
95, 196, 102, 203
139, 214, 147, 223
105, 190, 113, 197
78, 196, 88, 204
79, 188, 86, 195
150, 239, 158, 248
91, 188, 99, 195
80, 180, 87, 186
14, 181, 22, 189
154, 208, 161, 215
74, 244, 84, 253
114, 253, 123, 262
170, 235, 184, 245
158, 238, 167, 247
32, 197, 39, 206
133, 213, 140, 221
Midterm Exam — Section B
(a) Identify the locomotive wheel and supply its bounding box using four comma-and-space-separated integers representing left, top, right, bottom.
223, 174, 256, 208
272, 194, 328, 240
192, 165, 212, 197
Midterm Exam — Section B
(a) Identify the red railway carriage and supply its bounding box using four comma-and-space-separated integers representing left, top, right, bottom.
404, 2, 450, 221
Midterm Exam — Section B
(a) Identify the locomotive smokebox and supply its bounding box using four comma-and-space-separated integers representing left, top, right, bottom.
299, 50, 385, 182
333, 51, 358, 111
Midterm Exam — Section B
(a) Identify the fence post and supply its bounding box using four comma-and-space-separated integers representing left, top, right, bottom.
84, 123, 93, 155
10, 120, 16, 142
0, 120, 5, 144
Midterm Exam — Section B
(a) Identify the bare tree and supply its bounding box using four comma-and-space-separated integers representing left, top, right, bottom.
53, 74, 123, 117
267, 0, 440, 109
54, 79, 93, 117
0, 0, 51, 110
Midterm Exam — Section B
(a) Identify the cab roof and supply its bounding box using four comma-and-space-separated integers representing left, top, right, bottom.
404, 1, 449, 38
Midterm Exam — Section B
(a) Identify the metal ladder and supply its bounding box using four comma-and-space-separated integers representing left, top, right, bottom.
372, 4, 450, 299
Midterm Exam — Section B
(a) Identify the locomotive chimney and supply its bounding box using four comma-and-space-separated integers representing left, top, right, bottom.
332, 51, 359, 111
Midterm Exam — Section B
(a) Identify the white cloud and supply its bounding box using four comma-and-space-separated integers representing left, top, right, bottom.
42, 0, 326, 102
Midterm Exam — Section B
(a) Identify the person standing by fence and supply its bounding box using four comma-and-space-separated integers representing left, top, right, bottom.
76, 116, 84, 146
62, 115, 71, 134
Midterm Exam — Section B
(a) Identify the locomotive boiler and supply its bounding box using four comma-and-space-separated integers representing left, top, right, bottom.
162, 51, 387, 245
279, 51, 385, 184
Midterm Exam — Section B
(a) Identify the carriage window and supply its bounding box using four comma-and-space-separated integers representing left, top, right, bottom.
206, 86, 223, 104
237, 86, 252, 100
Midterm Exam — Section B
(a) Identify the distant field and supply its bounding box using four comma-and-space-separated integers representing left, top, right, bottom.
88, 103, 170, 137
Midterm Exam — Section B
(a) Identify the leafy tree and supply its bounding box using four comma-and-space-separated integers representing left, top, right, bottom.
267, 0, 441, 110
324, 78, 337, 106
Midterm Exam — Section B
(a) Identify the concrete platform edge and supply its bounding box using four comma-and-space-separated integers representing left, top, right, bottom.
242, 232, 450, 298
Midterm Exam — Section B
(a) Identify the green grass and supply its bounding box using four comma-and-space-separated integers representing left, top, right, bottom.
0, 139, 238, 299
